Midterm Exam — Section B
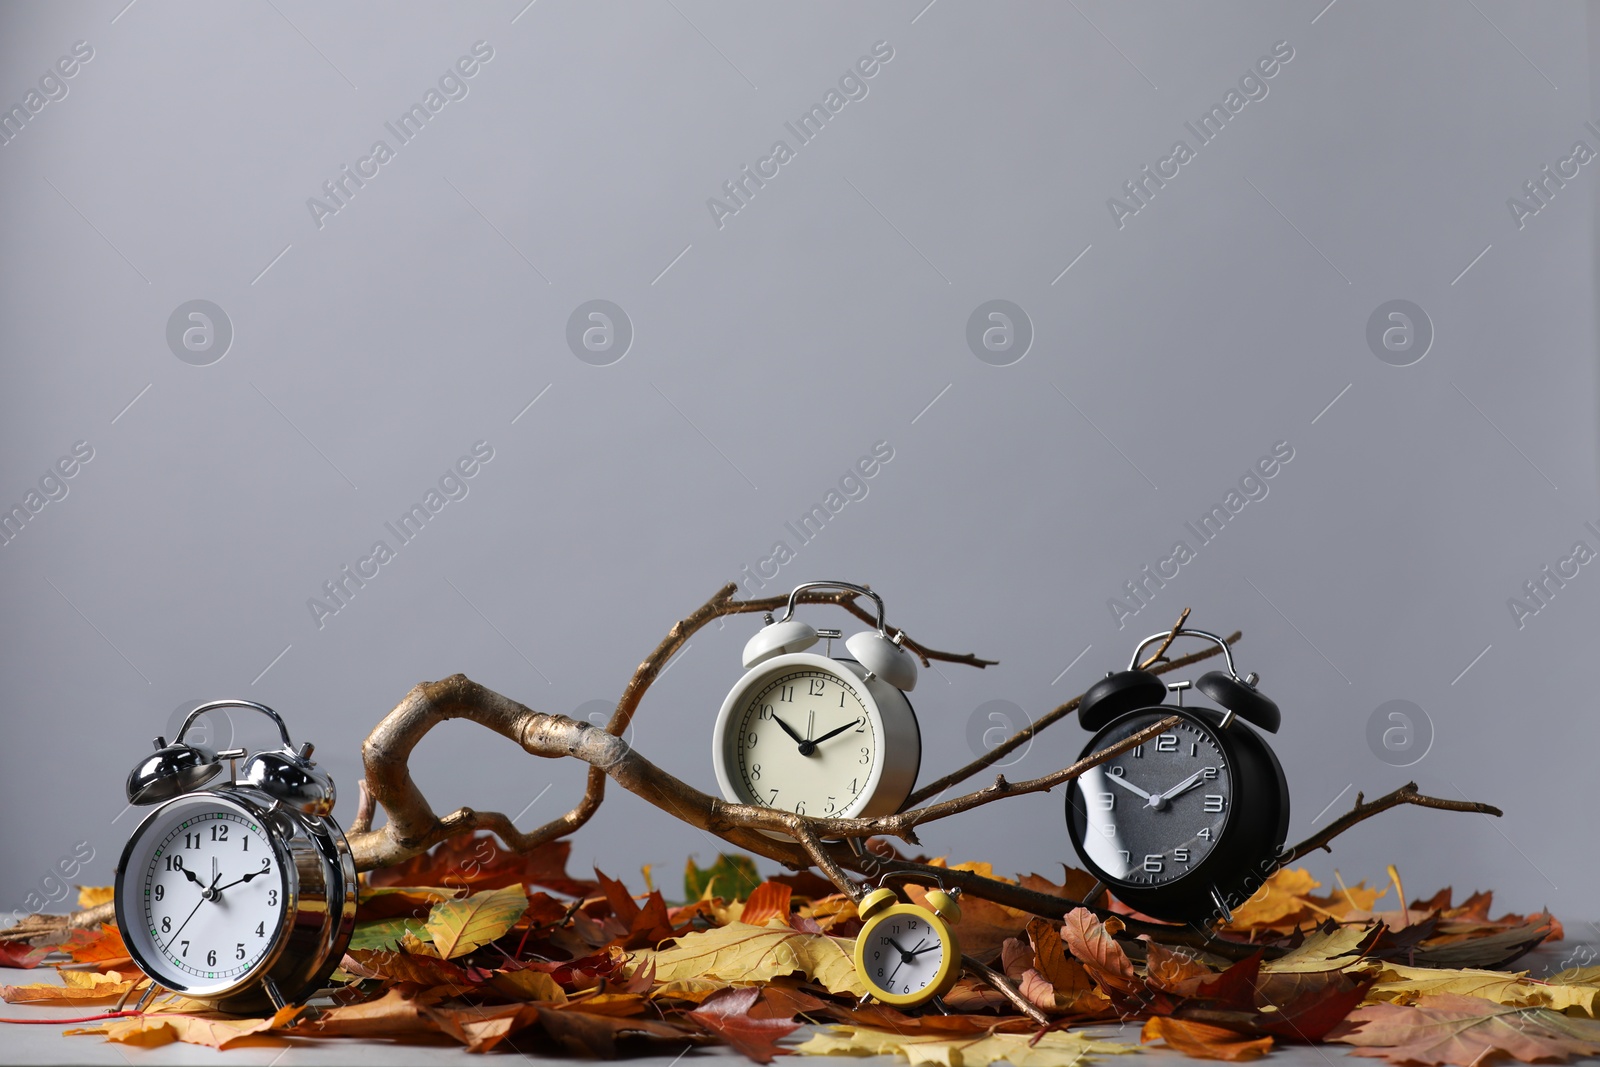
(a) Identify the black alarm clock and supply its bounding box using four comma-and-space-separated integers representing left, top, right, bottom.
1064, 628, 1288, 924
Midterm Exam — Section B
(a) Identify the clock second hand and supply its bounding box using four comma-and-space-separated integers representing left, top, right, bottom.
167, 867, 224, 946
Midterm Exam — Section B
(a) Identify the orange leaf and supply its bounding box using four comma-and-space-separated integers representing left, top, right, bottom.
1060, 907, 1139, 996
740, 882, 793, 927
1145, 941, 1213, 994
367, 834, 594, 897
1143, 1016, 1274, 1060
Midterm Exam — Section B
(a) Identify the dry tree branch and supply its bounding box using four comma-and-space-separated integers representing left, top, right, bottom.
1280, 782, 1502, 865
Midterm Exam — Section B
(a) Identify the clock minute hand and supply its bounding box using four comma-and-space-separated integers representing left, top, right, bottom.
810, 719, 862, 746
213, 868, 268, 894
1157, 770, 1206, 803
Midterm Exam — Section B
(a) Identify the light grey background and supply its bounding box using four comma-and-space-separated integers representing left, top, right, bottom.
2, 1, 1596, 936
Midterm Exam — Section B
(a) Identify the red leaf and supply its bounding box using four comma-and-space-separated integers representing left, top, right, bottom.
688, 986, 801, 1063
626, 890, 676, 949
0, 941, 46, 968
368, 835, 595, 897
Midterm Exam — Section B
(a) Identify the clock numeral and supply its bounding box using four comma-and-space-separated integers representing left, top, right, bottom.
750, 764, 762, 781
778, 685, 794, 703
267, 889, 278, 907
1190, 742, 1198, 756
1118, 850, 1131, 864
154, 885, 164, 902
180, 940, 190, 957
841, 691, 849, 708
1143, 854, 1164, 873
1155, 735, 1178, 752
794, 800, 806, 815
1203, 795, 1225, 813
242, 835, 249, 852
809, 679, 826, 697
1132, 745, 1143, 758
859, 747, 870, 765
236, 943, 246, 960
824, 797, 837, 814
768, 789, 779, 805
1109, 766, 1125, 777
747, 733, 758, 749
1197, 827, 1212, 840
164, 855, 184, 872
260, 856, 270, 870
161, 916, 171, 932
849, 778, 858, 795
1093, 792, 1115, 811
183, 832, 200, 850
206, 949, 217, 966
854, 718, 865, 731
759, 703, 774, 720
1174, 848, 1190, 863
1202, 766, 1218, 780
210, 824, 228, 842
255, 922, 265, 938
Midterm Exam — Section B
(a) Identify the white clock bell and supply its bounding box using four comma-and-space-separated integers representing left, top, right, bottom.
712, 581, 921, 820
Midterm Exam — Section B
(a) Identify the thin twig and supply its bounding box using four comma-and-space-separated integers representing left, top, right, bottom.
964, 953, 1051, 1027
1136, 608, 1191, 670
1280, 782, 1501, 865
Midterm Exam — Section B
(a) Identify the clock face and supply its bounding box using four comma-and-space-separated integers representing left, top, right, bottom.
1067, 713, 1233, 887
730, 667, 877, 817
861, 908, 948, 1000
119, 795, 289, 993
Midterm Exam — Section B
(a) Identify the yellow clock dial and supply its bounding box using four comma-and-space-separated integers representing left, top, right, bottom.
853, 903, 959, 1007
734, 668, 876, 816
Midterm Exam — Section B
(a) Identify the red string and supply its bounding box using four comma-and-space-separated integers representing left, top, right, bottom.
0, 1010, 142, 1024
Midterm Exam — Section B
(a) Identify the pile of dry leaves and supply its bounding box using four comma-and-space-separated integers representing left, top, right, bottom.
1, 835, 1591, 1064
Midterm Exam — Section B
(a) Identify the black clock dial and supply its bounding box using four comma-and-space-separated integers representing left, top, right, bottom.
1067, 713, 1233, 887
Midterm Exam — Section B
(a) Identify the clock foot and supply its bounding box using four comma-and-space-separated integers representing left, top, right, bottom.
1085, 879, 1108, 908
1209, 886, 1233, 925
262, 977, 287, 1012
130, 981, 162, 1014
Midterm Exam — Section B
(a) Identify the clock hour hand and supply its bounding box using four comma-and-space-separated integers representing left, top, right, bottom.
1104, 773, 1155, 802
771, 714, 808, 750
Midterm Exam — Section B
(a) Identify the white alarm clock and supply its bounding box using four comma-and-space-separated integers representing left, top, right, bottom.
712, 582, 921, 820
113, 700, 356, 1014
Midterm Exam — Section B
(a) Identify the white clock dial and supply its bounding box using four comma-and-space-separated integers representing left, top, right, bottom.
122, 799, 288, 992
734, 668, 877, 816
864, 912, 945, 997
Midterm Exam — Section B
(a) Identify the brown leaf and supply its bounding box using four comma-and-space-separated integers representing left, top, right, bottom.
1143, 1016, 1274, 1060
310, 987, 444, 1038
1026, 916, 1111, 1016
626, 889, 676, 949
367, 834, 595, 897
341, 948, 472, 989
430, 1002, 542, 1053
488, 967, 569, 1003
1145, 941, 1213, 994
532, 1006, 699, 1058
740, 882, 794, 928
596, 869, 640, 925
688, 985, 801, 1063
1060, 907, 1140, 997
1330, 993, 1600, 1065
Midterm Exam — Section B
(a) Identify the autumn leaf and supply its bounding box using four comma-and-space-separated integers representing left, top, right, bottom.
430, 1002, 542, 1053
489, 967, 568, 1003
1143, 1016, 1274, 1060
1368, 963, 1600, 1015
66, 1006, 300, 1050
76, 885, 115, 908
0, 941, 45, 968
50, 924, 133, 969
1407, 915, 1557, 970
795, 1024, 1137, 1066
532, 1006, 700, 1058
425, 883, 529, 959
2, 969, 142, 1003
1060, 907, 1140, 997
641, 921, 867, 996
1330, 993, 1600, 1065
740, 881, 794, 927
1226, 868, 1325, 929
341, 948, 472, 988
310, 987, 446, 1039
367, 834, 594, 896
1260, 922, 1376, 972
1023, 916, 1112, 1016
686, 854, 762, 902
346, 916, 429, 952
688, 985, 801, 1063
1144, 941, 1212, 994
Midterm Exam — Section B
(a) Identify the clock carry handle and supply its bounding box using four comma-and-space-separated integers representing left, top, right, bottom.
174, 699, 295, 749
745, 580, 918, 691
775, 580, 891, 636
1127, 628, 1280, 734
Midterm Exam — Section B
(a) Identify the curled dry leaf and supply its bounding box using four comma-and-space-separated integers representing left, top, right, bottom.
424, 883, 529, 959
1060, 907, 1140, 998
796, 1024, 1138, 1066
64, 1005, 300, 1050
687, 986, 801, 1064
640, 922, 868, 997
1143, 1016, 1274, 1061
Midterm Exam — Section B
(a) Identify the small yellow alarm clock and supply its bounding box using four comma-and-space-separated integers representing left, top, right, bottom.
852, 887, 962, 1007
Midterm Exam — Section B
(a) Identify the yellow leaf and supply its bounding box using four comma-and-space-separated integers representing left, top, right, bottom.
1261, 925, 1374, 972
490, 968, 569, 1003
650, 976, 736, 1002
795, 1024, 1137, 1066
75, 885, 114, 908
66, 1006, 300, 1050
639, 921, 867, 996
2, 970, 142, 1003
1368, 963, 1600, 1015
424, 884, 529, 959
1227, 868, 1323, 929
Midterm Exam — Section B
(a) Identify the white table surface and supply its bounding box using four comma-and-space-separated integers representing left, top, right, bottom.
1, 927, 1595, 1066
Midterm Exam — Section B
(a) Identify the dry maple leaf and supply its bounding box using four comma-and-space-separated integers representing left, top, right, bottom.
740, 882, 794, 928
424, 883, 529, 959
1260, 923, 1376, 973
1060, 907, 1141, 998
1143, 1016, 1274, 1061
687, 985, 801, 1063
641, 921, 868, 996
65, 1005, 300, 1050
1144, 941, 1213, 994
1329, 993, 1600, 1065
367, 834, 594, 896
795, 1023, 1137, 1066
1024, 916, 1112, 1016
341, 947, 472, 989
1367, 963, 1600, 1015
1, 969, 143, 1004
